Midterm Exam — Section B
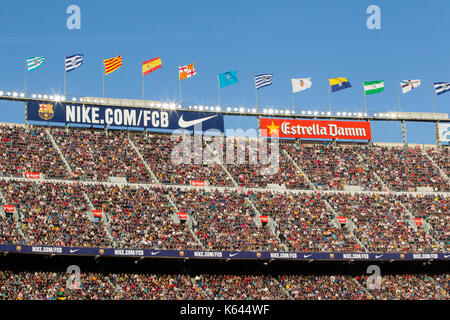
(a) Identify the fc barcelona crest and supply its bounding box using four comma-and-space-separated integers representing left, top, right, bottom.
38, 103, 54, 120
179, 251, 185, 257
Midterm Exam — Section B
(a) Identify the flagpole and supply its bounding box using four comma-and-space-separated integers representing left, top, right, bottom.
142, 73, 145, 102
255, 86, 258, 112
179, 67, 182, 105
24, 58, 28, 126
328, 83, 331, 113
64, 61, 67, 97
24, 58, 27, 97
398, 85, 402, 112
217, 74, 220, 106
291, 91, 294, 113
363, 82, 367, 113
431, 84, 436, 113
102, 72, 105, 98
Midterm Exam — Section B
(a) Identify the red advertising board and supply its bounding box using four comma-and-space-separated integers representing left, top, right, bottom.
177, 212, 188, 220
191, 180, 206, 187
25, 172, 41, 179
337, 216, 347, 224
413, 218, 423, 227
260, 118, 371, 140
92, 210, 103, 218
259, 216, 269, 223
3, 205, 14, 214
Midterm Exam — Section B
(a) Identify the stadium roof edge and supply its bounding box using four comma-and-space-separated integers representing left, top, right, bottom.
0, 94, 448, 123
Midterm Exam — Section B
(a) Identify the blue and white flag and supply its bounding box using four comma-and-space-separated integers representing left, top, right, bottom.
27, 56, 45, 71
65, 54, 83, 72
434, 82, 450, 96
255, 74, 273, 90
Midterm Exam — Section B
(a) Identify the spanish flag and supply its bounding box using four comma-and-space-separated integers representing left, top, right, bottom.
329, 77, 351, 92
142, 57, 162, 76
104, 55, 122, 75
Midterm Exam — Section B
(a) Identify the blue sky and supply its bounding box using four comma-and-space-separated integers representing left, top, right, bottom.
0, 0, 448, 144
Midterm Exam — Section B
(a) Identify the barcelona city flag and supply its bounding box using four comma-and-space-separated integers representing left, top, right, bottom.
142, 57, 162, 76
104, 55, 122, 75
329, 77, 351, 92
218, 71, 239, 88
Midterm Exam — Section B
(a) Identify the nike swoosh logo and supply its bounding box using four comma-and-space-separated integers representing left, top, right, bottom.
445, 255, 450, 258
151, 251, 160, 256
229, 253, 239, 257
178, 115, 218, 128
70, 249, 79, 253
375, 255, 383, 258
303, 254, 312, 258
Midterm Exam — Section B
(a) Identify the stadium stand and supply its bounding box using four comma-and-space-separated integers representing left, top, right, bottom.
0, 125, 69, 179
52, 129, 153, 183
0, 271, 448, 300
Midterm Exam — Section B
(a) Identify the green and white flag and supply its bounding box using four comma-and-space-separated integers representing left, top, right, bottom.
363, 80, 384, 95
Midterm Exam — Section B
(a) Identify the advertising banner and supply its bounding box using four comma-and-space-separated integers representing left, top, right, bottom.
438, 123, 450, 142
3, 205, 14, 213
27, 100, 224, 132
0, 244, 448, 261
260, 118, 372, 140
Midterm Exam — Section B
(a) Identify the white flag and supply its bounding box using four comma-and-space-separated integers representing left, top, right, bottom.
400, 79, 421, 94
291, 78, 312, 93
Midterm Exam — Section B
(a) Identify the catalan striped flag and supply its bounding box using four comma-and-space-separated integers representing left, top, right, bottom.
104, 55, 122, 75
27, 56, 45, 71
142, 57, 162, 76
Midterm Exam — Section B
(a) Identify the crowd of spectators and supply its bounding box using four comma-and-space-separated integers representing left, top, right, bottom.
0, 181, 110, 247
427, 146, 450, 178
1, 270, 447, 300
357, 273, 449, 300
110, 273, 208, 300
365, 145, 450, 192
324, 193, 439, 252
52, 129, 153, 183
171, 188, 281, 251
197, 274, 288, 299
225, 138, 310, 189
0, 271, 116, 300
0, 125, 69, 179
250, 191, 362, 252
0, 215, 21, 244
83, 184, 201, 250
284, 143, 383, 191
398, 194, 449, 250
130, 133, 234, 186
279, 275, 372, 300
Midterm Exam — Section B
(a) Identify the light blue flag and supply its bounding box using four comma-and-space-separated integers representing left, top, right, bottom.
27, 56, 45, 71
218, 71, 238, 88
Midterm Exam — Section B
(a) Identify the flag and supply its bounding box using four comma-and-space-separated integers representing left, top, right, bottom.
179, 64, 196, 80
364, 80, 384, 95
255, 74, 273, 90
142, 57, 162, 76
400, 80, 421, 93
65, 54, 83, 72
329, 78, 351, 92
218, 71, 239, 88
434, 82, 450, 96
104, 55, 122, 75
291, 78, 312, 93
27, 56, 45, 71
